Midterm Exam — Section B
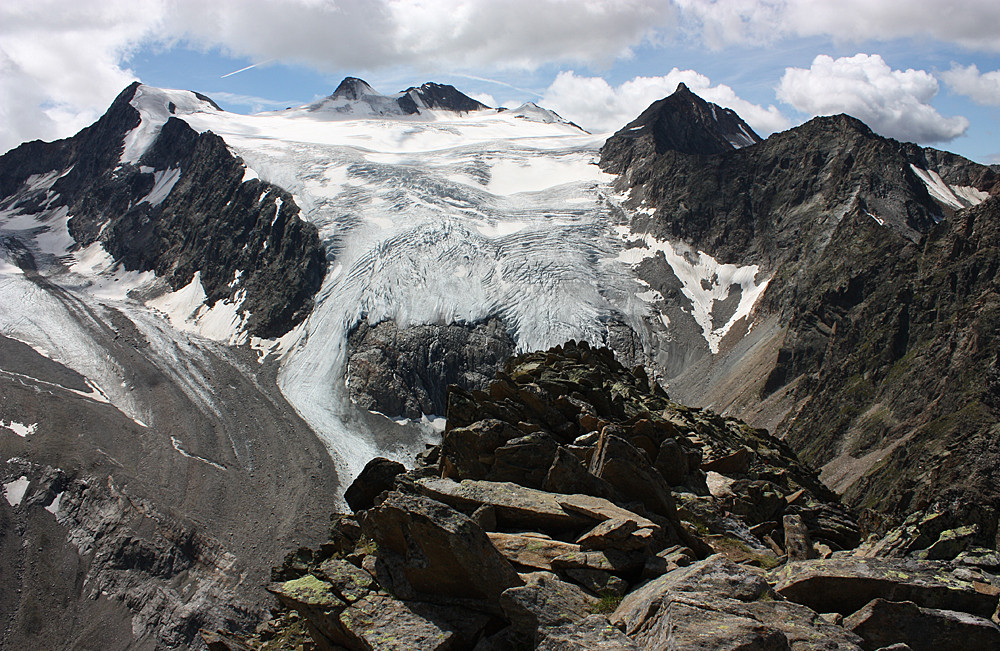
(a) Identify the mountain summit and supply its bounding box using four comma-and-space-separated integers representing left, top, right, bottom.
602, 82, 762, 174
308, 77, 490, 117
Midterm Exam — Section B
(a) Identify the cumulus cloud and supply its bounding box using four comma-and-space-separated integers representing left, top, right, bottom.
777, 54, 969, 143
0, 0, 162, 153
942, 64, 1000, 106
0, 0, 674, 153
541, 69, 791, 135
674, 0, 1000, 51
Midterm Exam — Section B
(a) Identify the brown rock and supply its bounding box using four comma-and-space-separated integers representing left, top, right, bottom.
359, 491, 522, 609
701, 447, 752, 474
768, 558, 1000, 618
576, 518, 655, 552
488, 432, 559, 488
415, 477, 592, 532
536, 614, 640, 650
439, 418, 522, 480
564, 569, 629, 597
488, 532, 581, 571
784, 513, 813, 561
844, 598, 1000, 651
500, 571, 599, 641
589, 433, 676, 518
612, 557, 863, 650
542, 446, 618, 498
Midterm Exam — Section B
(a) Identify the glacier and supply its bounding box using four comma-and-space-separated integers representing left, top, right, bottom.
0, 83, 773, 487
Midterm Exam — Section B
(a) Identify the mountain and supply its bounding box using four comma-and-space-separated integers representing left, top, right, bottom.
601, 85, 1000, 534
2, 78, 999, 648
305, 77, 491, 117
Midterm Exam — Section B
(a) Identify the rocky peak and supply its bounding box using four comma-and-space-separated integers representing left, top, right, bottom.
399, 82, 490, 113
601, 83, 762, 173
330, 76, 379, 101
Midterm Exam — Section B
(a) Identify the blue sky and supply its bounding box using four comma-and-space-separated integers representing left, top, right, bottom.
3, 1, 1000, 163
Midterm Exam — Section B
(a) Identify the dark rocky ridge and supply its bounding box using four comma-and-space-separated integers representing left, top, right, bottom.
601, 83, 1000, 539
0, 83, 326, 339
205, 342, 1000, 650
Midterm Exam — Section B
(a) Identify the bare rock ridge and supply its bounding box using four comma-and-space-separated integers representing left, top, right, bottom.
206, 341, 1000, 650
603, 82, 1000, 538
313, 77, 490, 116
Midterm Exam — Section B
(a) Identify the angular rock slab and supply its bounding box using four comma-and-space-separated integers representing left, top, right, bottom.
500, 571, 598, 640
488, 532, 581, 571
768, 558, 1000, 618
360, 491, 522, 608
843, 598, 1000, 651
416, 477, 593, 532
536, 614, 640, 650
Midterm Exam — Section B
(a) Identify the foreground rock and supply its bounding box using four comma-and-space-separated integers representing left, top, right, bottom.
204, 342, 1000, 650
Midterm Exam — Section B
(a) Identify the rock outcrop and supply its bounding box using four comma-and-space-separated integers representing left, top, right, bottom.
199, 342, 1000, 650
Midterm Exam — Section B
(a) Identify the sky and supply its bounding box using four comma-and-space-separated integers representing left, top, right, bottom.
2, 1, 1000, 164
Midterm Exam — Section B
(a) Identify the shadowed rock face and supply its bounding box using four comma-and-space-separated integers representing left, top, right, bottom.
346, 318, 516, 419
600, 82, 1000, 537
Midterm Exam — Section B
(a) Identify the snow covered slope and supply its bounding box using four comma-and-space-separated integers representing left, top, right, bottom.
116, 83, 653, 479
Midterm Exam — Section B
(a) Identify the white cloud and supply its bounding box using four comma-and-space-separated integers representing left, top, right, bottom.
467, 92, 498, 109
777, 54, 969, 143
0, 0, 675, 153
541, 70, 791, 135
0, 0, 162, 153
675, 0, 1000, 52
942, 64, 1000, 106
163, 0, 673, 71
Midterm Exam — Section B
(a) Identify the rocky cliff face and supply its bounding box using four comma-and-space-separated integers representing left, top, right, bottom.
0, 83, 326, 339
601, 83, 1000, 538
205, 342, 1000, 650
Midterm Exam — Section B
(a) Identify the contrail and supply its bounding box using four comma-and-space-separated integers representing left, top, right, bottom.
221, 59, 273, 79
450, 73, 543, 98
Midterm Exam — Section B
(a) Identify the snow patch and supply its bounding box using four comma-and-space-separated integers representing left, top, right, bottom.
147, 272, 250, 345
170, 435, 227, 471
616, 226, 770, 353
910, 165, 987, 210
45, 491, 63, 515
1, 420, 37, 438
138, 167, 181, 207
3, 476, 29, 507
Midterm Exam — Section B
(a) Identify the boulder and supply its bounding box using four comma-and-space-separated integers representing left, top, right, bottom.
589, 433, 676, 518
415, 477, 593, 532
439, 418, 523, 480
843, 598, 1000, 651
344, 457, 406, 512
488, 532, 581, 571
536, 614, 640, 650
784, 513, 813, 561
336, 593, 491, 650
612, 558, 864, 650
488, 432, 559, 488
315, 558, 376, 604
500, 571, 598, 641
551, 549, 648, 574
768, 558, 1000, 618
359, 491, 522, 609
576, 517, 654, 552
543, 446, 618, 498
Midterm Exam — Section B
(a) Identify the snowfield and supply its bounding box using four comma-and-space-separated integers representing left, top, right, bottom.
0, 84, 774, 486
